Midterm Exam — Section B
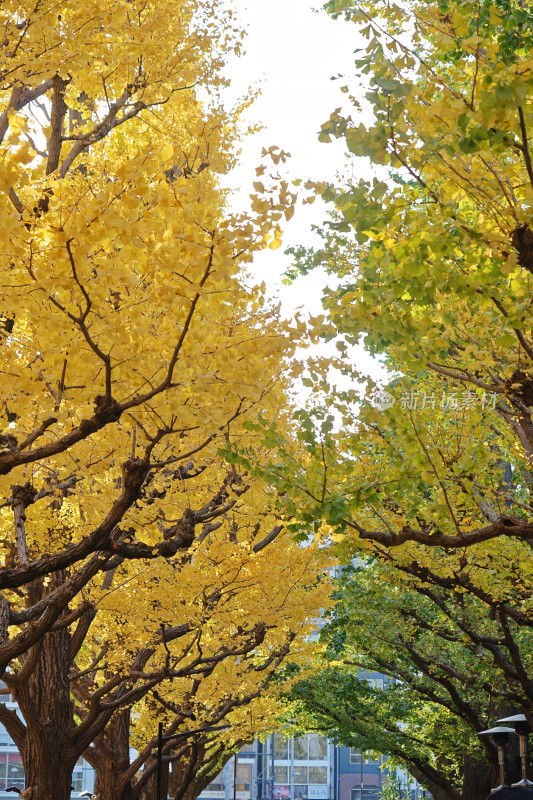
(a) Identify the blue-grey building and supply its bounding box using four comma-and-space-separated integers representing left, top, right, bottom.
197, 736, 387, 800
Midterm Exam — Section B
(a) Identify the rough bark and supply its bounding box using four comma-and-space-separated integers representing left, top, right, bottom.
140, 771, 158, 800
16, 573, 77, 800
169, 742, 214, 800
461, 754, 493, 800
92, 710, 135, 800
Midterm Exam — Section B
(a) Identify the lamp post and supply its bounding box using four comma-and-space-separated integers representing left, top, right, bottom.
478, 726, 516, 791
497, 714, 533, 788
153, 722, 231, 800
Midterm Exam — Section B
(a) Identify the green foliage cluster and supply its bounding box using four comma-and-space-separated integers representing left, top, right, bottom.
259, 2, 533, 799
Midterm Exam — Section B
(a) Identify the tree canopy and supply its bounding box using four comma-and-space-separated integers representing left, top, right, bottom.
0, 2, 330, 799
252, 0, 533, 569
245, 2, 533, 796
288, 555, 533, 800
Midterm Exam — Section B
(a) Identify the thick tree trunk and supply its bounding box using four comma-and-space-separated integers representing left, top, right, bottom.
461, 754, 493, 800
410, 751, 495, 800
93, 710, 135, 800
0, 572, 79, 800
22, 738, 76, 800
169, 743, 212, 800
18, 608, 76, 800
95, 764, 135, 800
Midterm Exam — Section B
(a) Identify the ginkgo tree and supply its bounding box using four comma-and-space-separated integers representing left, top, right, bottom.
0, 2, 328, 800
287, 553, 533, 800
273, 0, 533, 552
13, 500, 328, 800
240, 3, 533, 791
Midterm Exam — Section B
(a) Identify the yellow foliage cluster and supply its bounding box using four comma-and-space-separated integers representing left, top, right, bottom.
0, 1, 330, 791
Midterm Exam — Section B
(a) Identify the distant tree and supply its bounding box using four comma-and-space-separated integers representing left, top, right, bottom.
288, 558, 533, 800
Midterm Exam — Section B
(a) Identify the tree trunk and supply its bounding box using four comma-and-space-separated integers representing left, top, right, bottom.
95, 764, 136, 800
22, 739, 76, 800
93, 709, 135, 800
408, 765, 459, 800
139, 770, 157, 800
410, 751, 496, 800
170, 743, 210, 800
461, 754, 493, 800
18, 605, 76, 800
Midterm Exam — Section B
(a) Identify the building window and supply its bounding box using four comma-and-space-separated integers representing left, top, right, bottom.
274, 735, 289, 760
236, 763, 252, 793
0, 751, 48, 790
294, 737, 308, 760
6, 752, 24, 789
349, 749, 377, 765
309, 767, 328, 785
274, 766, 289, 784
72, 770, 84, 792
293, 766, 308, 784
308, 734, 327, 760
0, 723, 14, 746
351, 790, 380, 800
206, 773, 225, 793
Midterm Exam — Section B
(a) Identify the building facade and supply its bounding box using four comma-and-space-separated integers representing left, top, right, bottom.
198, 735, 388, 800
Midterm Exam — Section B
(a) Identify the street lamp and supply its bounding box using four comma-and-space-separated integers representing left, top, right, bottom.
153, 722, 231, 800
497, 714, 533, 788
478, 726, 516, 791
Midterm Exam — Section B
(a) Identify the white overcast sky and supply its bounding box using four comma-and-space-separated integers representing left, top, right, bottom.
223, 0, 386, 384
225, 0, 362, 314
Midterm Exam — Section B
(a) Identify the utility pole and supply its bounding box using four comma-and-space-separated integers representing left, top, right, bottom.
271, 734, 275, 800
157, 723, 163, 800
290, 738, 295, 800
257, 741, 264, 800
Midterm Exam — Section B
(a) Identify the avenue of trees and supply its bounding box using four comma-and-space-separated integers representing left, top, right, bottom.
4, 1, 533, 799
0, 2, 329, 799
